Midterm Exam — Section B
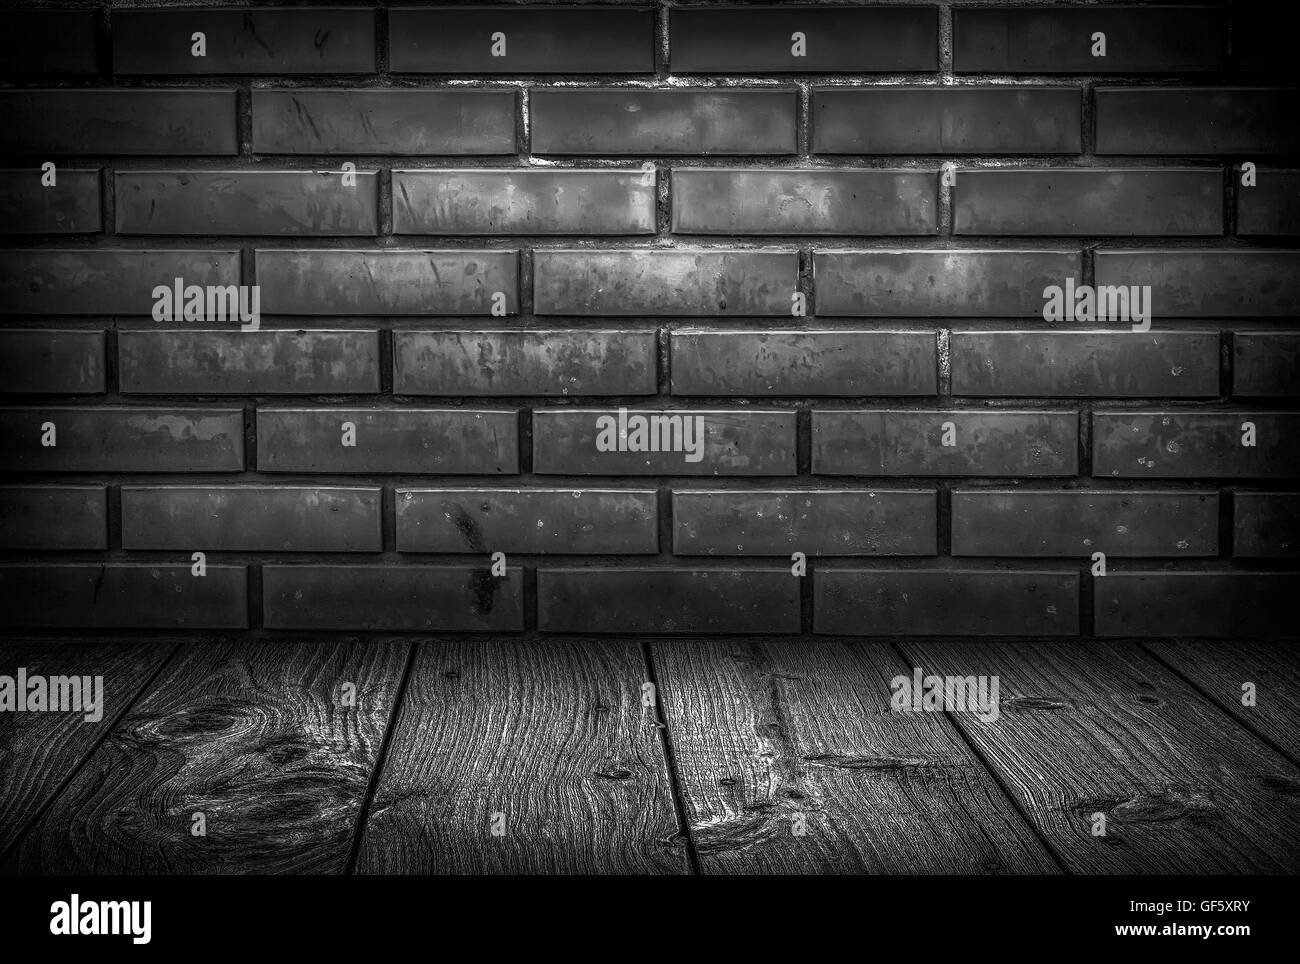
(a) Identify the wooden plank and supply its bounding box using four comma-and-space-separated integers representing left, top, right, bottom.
355, 639, 687, 874
3, 639, 409, 874
0, 640, 174, 857
651, 639, 1061, 874
904, 640, 1300, 873
1144, 638, 1300, 763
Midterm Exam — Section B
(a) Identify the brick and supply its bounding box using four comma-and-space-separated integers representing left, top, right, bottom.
534, 249, 795, 316
1095, 573, 1297, 637
953, 169, 1222, 236
952, 490, 1219, 557
0, 564, 248, 629
950, 330, 1219, 398
670, 6, 937, 72
257, 408, 518, 474
121, 485, 380, 552
1096, 88, 1300, 154
393, 330, 656, 397
0, 90, 237, 155
537, 568, 800, 634
116, 171, 378, 236
1094, 250, 1300, 317
671, 169, 937, 235
670, 330, 936, 396
1234, 493, 1300, 558
1234, 332, 1300, 397
0, 330, 105, 395
812, 409, 1078, 477
813, 88, 1081, 154
0, 11, 98, 75
954, 6, 1226, 73
263, 565, 523, 631
390, 7, 652, 73
1093, 411, 1300, 478
531, 89, 796, 155
532, 408, 796, 476
251, 89, 515, 155
113, 8, 375, 74
119, 329, 380, 395
0, 407, 244, 473
0, 249, 239, 315
0, 169, 101, 234
392, 169, 654, 235
0, 486, 106, 551
815, 570, 1079, 636
672, 489, 937, 556
1237, 169, 1300, 236
396, 488, 658, 554
256, 249, 518, 316
814, 250, 1079, 317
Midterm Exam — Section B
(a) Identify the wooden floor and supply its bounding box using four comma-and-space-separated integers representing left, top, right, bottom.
1, 637, 1297, 875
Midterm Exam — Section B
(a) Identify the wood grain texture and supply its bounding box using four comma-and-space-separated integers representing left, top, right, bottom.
0, 640, 173, 857
650, 639, 1060, 874
356, 639, 686, 874
3, 639, 409, 874
904, 641, 1300, 874
1144, 639, 1300, 764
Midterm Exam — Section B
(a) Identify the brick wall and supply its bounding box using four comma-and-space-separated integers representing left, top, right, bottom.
0, 0, 1297, 639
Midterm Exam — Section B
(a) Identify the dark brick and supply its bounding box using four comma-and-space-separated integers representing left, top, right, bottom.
952, 490, 1219, 557
256, 249, 518, 315
263, 565, 523, 631
534, 249, 795, 316
954, 6, 1226, 73
0, 168, 101, 234
396, 488, 658, 554
0, 249, 239, 315
950, 330, 1219, 398
121, 485, 381, 552
251, 89, 516, 155
815, 570, 1079, 636
672, 489, 936, 556
0, 564, 248, 629
389, 7, 652, 73
119, 329, 380, 395
393, 330, 656, 397
531, 89, 796, 155
392, 169, 654, 235
0, 90, 237, 155
116, 170, 378, 236
532, 408, 796, 476
1234, 331, 1300, 397
1094, 250, 1300, 317
670, 330, 936, 396
1096, 88, 1300, 154
0, 407, 244, 473
953, 169, 1222, 236
812, 409, 1078, 477
813, 87, 1082, 154
113, 8, 375, 75
815, 250, 1079, 317
1093, 411, 1300, 478
1095, 573, 1297, 637
0, 486, 106, 551
1234, 493, 1300, 558
0, 11, 98, 76
671, 6, 937, 72
537, 568, 800, 634
0, 330, 105, 394
257, 408, 519, 474
1238, 169, 1300, 236
671, 169, 937, 235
